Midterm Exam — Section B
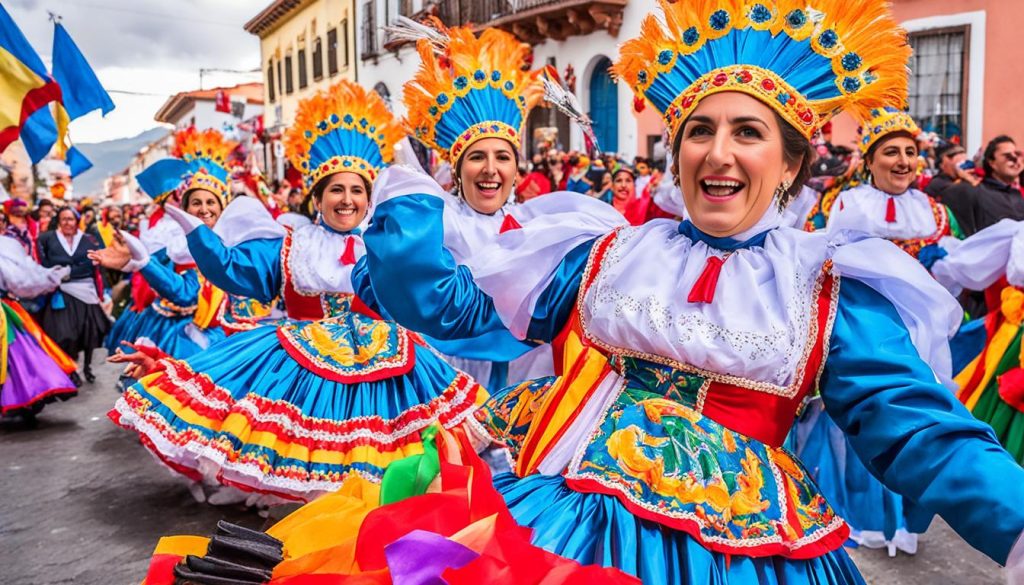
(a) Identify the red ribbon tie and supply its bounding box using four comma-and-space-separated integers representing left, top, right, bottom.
340, 236, 357, 265
885, 197, 897, 223
688, 255, 726, 304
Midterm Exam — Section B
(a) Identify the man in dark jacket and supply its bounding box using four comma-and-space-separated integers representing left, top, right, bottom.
925, 142, 980, 201
944, 135, 1024, 236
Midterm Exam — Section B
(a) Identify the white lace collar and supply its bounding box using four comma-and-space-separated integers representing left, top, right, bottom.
826, 183, 938, 240
285, 223, 362, 294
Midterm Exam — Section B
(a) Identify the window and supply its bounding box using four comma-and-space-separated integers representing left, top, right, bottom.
298, 48, 308, 89
341, 19, 350, 67
327, 27, 339, 75
908, 27, 968, 142
312, 37, 324, 80
276, 59, 283, 97
285, 53, 294, 94
362, 1, 377, 57
267, 60, 276, 103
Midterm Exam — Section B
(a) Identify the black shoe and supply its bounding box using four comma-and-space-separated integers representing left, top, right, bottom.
84, 369, 96, 384
69, 372, 83, 388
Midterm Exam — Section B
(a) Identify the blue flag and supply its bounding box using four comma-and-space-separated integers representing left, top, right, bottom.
0, 5, 60, 163
51, 23, 114, 121
66, 145, 92, 177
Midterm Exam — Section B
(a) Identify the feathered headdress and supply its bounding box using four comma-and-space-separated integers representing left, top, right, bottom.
136, 127, 237, 207
615, 0, 912, 141
401, 21, 544, 163
858, 106, 920, 154
284, 79, 404, 191
175, 127, 237, 205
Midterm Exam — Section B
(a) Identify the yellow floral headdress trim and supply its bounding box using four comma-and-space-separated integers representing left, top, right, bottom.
615, 0, 912, 141
284, 80, 405, 191
403, 23, 544, 164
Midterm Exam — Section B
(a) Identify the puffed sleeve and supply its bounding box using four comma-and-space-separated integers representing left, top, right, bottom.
185, 226, 283, 304
0, 237, 65, 297
364, 168, 521, 351
821, 278, 1024, 564
138, 260, 200, 307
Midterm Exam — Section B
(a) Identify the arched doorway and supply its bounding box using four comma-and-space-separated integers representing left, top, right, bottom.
588, 56, 618, 155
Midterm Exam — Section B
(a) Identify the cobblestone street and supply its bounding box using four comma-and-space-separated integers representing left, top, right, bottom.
0, 359, 1007, 585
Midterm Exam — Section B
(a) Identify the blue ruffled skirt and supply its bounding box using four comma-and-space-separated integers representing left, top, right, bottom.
114, 307, 225, 359
111, 314, 483, 501
494, 472, 866, 584
792, 401, 916, 553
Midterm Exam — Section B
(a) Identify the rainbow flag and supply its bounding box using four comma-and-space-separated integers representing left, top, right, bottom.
0, 5, 61, 163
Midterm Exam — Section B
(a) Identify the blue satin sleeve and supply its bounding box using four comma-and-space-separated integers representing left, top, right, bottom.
350, 256, 381, 314
821, 278, 1024, 564
139, 259, 199, 306
364, 194, 511, 340
185, 225, 282, 303
523, 238, 596, 343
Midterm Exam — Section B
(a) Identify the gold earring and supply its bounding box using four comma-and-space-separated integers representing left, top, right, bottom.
774, 179, 792, 200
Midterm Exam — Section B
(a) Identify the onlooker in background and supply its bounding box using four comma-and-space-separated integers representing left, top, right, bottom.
515, 159, 553, 202
37, 206, 110, 383
595, 169, 613, 203
633, 157, 653, 197
4, 198, 39, 259
945, 135, 1024, 236
547, 151, 567, 191
925, 142, 981, 200
286, 187, 304, 212
33, 199, 56, 231
566, 154, 591, 194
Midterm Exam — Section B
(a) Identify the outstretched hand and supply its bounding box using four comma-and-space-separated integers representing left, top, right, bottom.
107, 341, 160, 378
88, 232, 132, 270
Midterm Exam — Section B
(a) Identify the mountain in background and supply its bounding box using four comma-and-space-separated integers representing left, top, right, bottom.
73, 127, 170, 196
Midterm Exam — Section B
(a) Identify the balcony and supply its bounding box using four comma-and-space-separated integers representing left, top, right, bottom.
430, 0, 628, 44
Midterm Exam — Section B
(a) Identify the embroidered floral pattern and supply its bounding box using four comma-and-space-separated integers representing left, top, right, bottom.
563, 365, 845, 555
276, 310, 415, 383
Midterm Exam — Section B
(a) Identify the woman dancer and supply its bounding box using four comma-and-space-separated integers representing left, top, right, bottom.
825, 107, 962, 265
37, 207, 110, 383
367, 1, 1024, 581
795, 107, 965, 555
0, 236, 76, 420
138, 3, 1024, 582
364, 22, 624, 391
90, 128, 230, 360
932, 219, 1024, 464
109, 80, 484, 505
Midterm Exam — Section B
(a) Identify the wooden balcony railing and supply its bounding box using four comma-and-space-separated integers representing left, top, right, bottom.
424, 0, 628, 44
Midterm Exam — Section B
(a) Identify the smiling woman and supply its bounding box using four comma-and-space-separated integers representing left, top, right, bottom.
108, 79, 486, 510
826, 107, 963, 262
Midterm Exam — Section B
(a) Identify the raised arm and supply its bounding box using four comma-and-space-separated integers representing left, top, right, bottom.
163, 203, 284, 304
364, 167, 513, 342
821, 278, 1024, 564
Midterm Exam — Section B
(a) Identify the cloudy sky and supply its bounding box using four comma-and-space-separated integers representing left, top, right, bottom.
5, 0, 267, 143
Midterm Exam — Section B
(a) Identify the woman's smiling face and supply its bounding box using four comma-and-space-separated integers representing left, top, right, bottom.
676, 92, 800, 237
316, 172, 369, 231
866, 134, 919, 195
458, 137, 517, 214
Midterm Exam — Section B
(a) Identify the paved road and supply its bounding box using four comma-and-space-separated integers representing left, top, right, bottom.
0, 359, 1007, 584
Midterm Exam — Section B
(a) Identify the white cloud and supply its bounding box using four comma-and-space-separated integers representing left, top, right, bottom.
4, 0, 266, 143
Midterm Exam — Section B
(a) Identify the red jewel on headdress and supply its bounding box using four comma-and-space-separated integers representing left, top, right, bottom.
712, 73, 728, 87
682, 95, 695, 109
737, 70, 752, 83
761, 78, 775, 91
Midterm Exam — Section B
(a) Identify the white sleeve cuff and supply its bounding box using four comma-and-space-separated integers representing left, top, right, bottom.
163, 204, 204, 235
